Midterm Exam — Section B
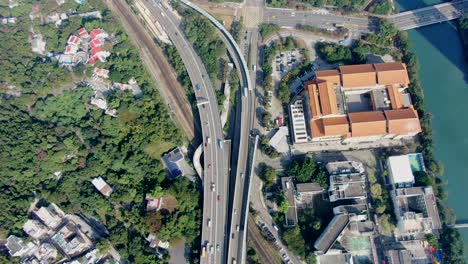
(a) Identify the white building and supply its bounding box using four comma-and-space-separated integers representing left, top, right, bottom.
33, 203, 65, 229
91, 177, 113, 197
23, 219, 49, 239
290, 99, 308, 143
387, 155, 415, 188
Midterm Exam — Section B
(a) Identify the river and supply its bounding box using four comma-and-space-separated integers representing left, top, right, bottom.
395, 0, 468, 260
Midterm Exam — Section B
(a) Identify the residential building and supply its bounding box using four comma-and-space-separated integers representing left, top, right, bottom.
281, 177, 298, 226
333, 204, 368, 222
162, 147, 185, 178
5, 236, 36, 257
314, 214, 350, 254
295, 182, 324, 208
386, 249, 412, 264
31, 33, 46, 55
326, 160, 364, 176
387, 153, 425, 188
328, 174, 367, 202
391, 186, 441, 240
52, 223, 93, 257
289, 99, 308, 143
146, 195, 164, 211
91, 177, 113, 197
317, 253, 353, 264
294, 62, 421, 144
23, 219, 49, 240
33, 203, 65, 229
32, 243, 58, 263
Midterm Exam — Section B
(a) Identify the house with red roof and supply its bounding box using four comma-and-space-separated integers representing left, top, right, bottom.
77, 28, 89, 38
67, 35, 81, 46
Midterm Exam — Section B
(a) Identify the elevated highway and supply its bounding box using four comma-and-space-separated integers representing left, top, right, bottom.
138, 1, 230, 263
179, 1, 256, 263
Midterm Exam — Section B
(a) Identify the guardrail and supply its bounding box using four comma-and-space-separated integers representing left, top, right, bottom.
240, 135, 259, 262
179, 0, 252, 91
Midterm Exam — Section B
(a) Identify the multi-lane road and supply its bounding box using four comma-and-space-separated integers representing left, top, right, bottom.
263, 7, 379, 32
388, 0, 467, 30
139, 1, 230, 263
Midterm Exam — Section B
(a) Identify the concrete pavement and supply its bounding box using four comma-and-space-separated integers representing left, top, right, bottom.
139, 1, 230, 263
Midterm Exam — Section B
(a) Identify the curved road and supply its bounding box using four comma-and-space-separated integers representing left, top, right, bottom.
140, 1, 229, 263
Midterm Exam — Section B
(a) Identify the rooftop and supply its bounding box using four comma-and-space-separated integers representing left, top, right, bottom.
348, 111, 387, 137
384, 108, 422, 135
162, 147, 185, 178
34, 203, 65, 229
339, 64, 377, 88
91, 177, 113, 197
281, 177, 298, 226
296, 182, 324, 193
314, 214, 350, 253
310, 117, 349, 138
374, 62, 410, 86
387, 155, 415, 186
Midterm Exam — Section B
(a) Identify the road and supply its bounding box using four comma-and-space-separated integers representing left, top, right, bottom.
139, 1, 229, 263
106, 0, 196, 139
387, 0, 467, 30
262, 7, 379, 32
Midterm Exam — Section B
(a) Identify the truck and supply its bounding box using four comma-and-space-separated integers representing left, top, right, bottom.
218, 139, 224, 149
201, 246, 206, 257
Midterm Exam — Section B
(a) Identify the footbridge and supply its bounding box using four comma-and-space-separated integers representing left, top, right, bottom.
388, 0, 467, 30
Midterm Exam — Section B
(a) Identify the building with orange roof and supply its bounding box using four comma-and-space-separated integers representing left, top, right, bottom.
315, 69, 341, 85
348, 111, 387, 138
291, 62, 421, 144
310, 117, 349, 139
339, 64, 377, 88
386, 85, 404, 109
384, 108, 422, 137
305, 80, 340, 118
374, 62, 410, 87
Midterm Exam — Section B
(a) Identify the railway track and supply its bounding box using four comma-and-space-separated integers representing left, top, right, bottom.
107, 0, 196, 139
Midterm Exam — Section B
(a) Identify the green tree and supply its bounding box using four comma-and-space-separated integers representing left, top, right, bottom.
283, 227, 306, 256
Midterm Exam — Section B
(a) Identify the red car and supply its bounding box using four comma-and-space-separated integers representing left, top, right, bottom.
217, 195, 221, 203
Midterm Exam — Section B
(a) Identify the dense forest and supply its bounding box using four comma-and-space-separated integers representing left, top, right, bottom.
0, 0, 201, 262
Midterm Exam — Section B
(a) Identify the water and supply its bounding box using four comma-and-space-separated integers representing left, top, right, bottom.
396, 0, 468, 260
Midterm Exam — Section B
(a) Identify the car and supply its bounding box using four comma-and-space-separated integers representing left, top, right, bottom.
217, 195, 221, 203
272, 224, 279, 231
216, 244, 220, 251
208, 164, 211, 169
236, 225, 240, 231
234, 209, 237, 215
211, 182, 215, 192
207, 219, 212, 228
209, 245, 214, 254
196, 84, 201, 91
240, 173, 244, 179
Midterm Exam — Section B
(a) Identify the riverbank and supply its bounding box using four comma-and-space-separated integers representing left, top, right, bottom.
395, 0, 468, 261
456, 16, 468, 63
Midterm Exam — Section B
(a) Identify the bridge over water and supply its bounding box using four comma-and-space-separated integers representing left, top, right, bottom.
447, 220, 468, 229
388, 0, 468, 30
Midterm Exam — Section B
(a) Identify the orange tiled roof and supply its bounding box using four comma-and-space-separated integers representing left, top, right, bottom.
384, 108, 422, 135
316, 70, 341, 84
317, 80, 339, 116
348, 111, 387, 137
374, 62, 410, 87
387, 85, 404, 109
339, 64, 377, 88
306, 81, 321, 118
311, 117, 349, 138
